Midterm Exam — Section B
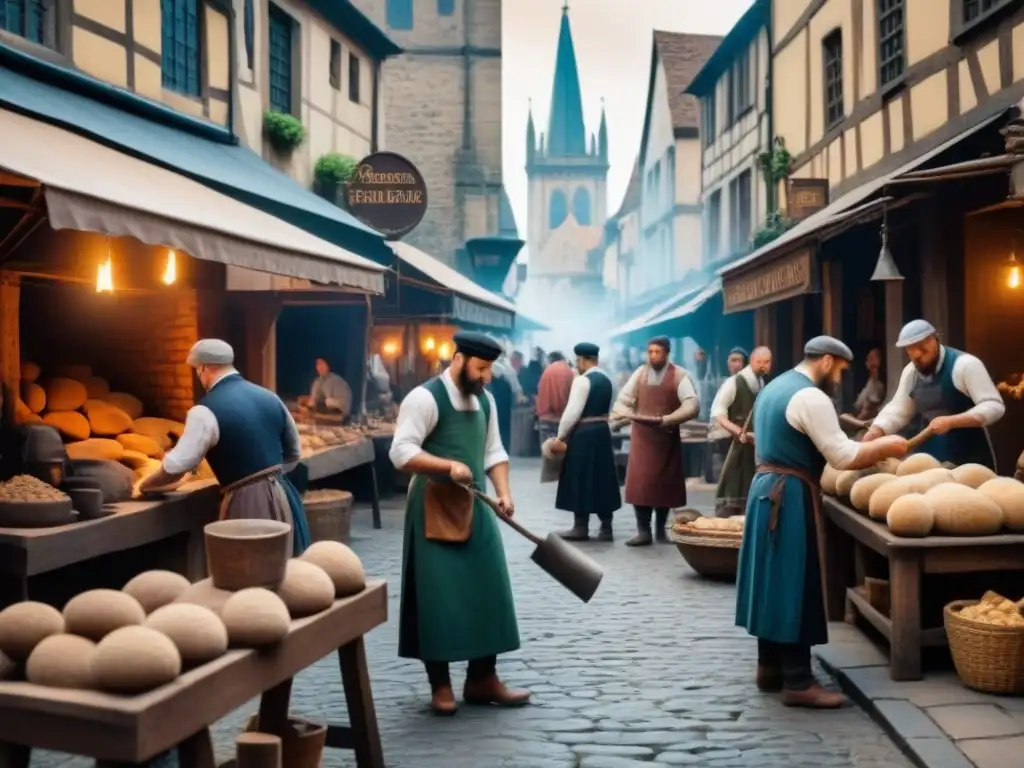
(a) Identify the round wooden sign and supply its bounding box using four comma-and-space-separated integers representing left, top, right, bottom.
344, 152, 428, 240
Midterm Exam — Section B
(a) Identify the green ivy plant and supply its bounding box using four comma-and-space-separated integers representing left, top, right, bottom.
751, 210, 796, 249
751, 136, 795, 250
756, 136, 792, 187
314, 152, 358, 189
263, 110, 306, 153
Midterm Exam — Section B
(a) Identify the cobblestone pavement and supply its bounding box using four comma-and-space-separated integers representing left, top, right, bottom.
31, 460, 913, 768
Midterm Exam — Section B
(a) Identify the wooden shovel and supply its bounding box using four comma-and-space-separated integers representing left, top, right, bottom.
718, 410, 754, 484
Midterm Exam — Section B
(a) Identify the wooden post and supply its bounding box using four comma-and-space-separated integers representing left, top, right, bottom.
884, 281, 904, 402
791, 297, 805, 367
236, 732, 282, 768
0, 273, 21, 399
919, 194, 949, 338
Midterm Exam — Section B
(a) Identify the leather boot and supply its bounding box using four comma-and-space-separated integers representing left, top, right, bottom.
626, 508, 653, 547
781, 683, 847, 709
430, 685, 458, 715
557, 515, 590, 542
655, 509, 670, 543
756, 664, 783, 692
596, 519, 613, 542
463, 674, 531, 707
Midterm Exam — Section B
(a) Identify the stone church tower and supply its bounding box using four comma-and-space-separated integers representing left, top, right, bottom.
350, 0, 504, 266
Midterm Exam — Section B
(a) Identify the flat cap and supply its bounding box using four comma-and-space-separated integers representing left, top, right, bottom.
453, 331, 501, 362
729, 346, 749, 359
896, 319, 937, 348
648, 336, 671, 351
574, 342, 600, 358
186, 339, 234, 367
804, 335, 853, 362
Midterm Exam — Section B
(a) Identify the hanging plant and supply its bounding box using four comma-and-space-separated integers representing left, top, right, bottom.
314, 153, 358, 198
756, 136, 792, 185
263, 110, 306, 153
751, 210, 796, 249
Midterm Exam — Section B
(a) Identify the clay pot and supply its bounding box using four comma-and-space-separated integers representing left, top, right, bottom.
245, 714, 327, 768
204, 519, 291, 591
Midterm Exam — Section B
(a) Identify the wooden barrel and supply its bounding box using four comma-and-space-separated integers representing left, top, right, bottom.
302, 489, 353, 543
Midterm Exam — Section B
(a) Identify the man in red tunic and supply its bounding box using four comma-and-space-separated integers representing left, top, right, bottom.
612, 336, 700, 546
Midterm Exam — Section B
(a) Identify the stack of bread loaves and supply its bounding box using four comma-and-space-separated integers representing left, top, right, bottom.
0, 542, 366, 695
821, 455, 1024, 538
14, 361, 214, 484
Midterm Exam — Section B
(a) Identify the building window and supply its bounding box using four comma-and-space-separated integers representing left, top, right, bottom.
549, 189, 568, 230
0, 0, 52, 46
963, 0, 1013, 27
387, 0, 413, 30
348, 53, 361, 103
330, 39, 341, 90
161, 0, 201, 96
823, 30, 844, 129
702, 92, 716, 146
729, 171, 752, 252
878, 0, 905, 89
572, 187, 592, 225
708, 190, 722, 259
727, 48, 751, 125
268, 4, 294, 113
438, 0, 455, 15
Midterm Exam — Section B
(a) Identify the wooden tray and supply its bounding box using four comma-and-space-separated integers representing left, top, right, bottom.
0, 499, 76, 528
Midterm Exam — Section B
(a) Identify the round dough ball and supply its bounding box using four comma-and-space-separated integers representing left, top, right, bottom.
277, 560, 335, 618
906, 467, 955, 494
42, 411, 90, 441
887, 493, 935, 537
896, 453, 942, 476
877, 457, 902, 475
20, 381, 45, 413
836, 468, 875, 498
65, 438, 124, 462
123, 571, 192, 614
43, 377, 88, 412
21, 361, 40, 383
145, 603, 228, 665
63, 589, 145, 641
952, 463, 997, 489
978, 477, 1024, 531
222, 588, 290, 647
868, 477, 915, 521
821, 465, 841, 496
84, 400, 133, 437
941, 461, 957, 470
52, 364, 91, 381
924, 482, 1003, 536
301, 541, 366, 597
131, 417, 185, 440
26, 634, 97, 689
850, 473, 898, 511
105, 392, 145, 421
174, 578, 233, 617
82, 376, 110, 400
116, 432, 163, 458
0, 602, 65, 661
119, 450, 151, 470
92, 626, 181, 693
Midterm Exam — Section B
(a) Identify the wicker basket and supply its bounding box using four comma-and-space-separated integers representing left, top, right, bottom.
670, 528, 741, 580
303, 489, 353, 544
944, 600, 1024, 694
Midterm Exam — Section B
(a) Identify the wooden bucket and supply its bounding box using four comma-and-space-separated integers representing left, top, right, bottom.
303, 489, 354, 543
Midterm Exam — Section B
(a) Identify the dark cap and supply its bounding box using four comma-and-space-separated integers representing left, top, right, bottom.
729, 346, 749, 359
804, 335, 854, 362
648, 336, 671, 351
453, 331, 502, 362
573, 342, 600, 358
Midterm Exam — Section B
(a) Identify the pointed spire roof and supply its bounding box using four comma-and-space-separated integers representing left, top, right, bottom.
546, 3, 587, 157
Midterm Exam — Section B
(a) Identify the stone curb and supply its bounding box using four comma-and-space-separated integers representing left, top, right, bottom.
815, 652, 975, 768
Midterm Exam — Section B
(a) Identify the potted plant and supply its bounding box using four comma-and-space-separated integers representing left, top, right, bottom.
313, 152, 358, 205
263, 110, 306, 155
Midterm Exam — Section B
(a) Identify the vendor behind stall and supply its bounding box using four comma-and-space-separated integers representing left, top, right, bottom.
298, 358, 352, 420
862, 320, 1004, 469
134, 339, 311, 554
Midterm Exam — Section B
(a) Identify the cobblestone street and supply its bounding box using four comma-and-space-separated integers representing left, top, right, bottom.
32, 460, 913, 768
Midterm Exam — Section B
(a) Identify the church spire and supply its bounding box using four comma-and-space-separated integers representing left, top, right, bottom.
598, 98, 608, 161
545, 2, 586, 157
526, 98, 536, 169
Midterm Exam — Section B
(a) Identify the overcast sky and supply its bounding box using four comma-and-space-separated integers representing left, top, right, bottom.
502, 0, 754, 256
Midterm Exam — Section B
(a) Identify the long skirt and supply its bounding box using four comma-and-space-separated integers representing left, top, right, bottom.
556, 423, 621, 518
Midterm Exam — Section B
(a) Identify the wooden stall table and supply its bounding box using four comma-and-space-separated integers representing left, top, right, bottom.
302, 438, 382, 529
0, 580, 388, 768
821, 496, 1024, 681
0, 483, 220, 610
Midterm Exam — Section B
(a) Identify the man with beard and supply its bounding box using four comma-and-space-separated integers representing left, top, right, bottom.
389, 331, 528, 715
736, 336, 908, 708
612, 336, 699, 546
861, 320, 1004, 469
710, 346, 773, 518
551, 342, 621, 541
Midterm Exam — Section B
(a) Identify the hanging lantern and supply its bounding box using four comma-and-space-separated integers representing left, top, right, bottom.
870, 213, 904, 282
96, 238, 114, 293
162, 249, 177, 285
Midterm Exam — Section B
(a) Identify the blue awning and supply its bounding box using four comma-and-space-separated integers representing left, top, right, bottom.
0, 53, 393, 264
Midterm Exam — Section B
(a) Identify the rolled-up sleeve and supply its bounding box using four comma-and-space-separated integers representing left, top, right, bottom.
871, 363, 917, 436
709, 377, 736, 423
483, 391, 510, 471
163, 405, 219, 475
953, 354, 1006, 426
787, 388, 860, 469
388, 387, 438, 470
558, 375, 591, 440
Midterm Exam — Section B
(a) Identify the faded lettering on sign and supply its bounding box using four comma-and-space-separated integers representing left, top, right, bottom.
724, 249, 813, 312
345, 152, 429, 240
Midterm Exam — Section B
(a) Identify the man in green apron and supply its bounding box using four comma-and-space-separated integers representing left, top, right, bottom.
389, 331, 529, 715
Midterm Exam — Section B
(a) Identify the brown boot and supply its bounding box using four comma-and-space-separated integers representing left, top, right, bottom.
463, 674, 531, 707
756, 664, 783, 692
430, 685, 458, 715
626, 508, 653, 547
782, 683, 847, 709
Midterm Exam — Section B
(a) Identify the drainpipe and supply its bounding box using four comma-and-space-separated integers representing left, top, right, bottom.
461, 0, 472, 151
227, 1, 238, 138
765, 13, 775, 214
371, 60, 381, 153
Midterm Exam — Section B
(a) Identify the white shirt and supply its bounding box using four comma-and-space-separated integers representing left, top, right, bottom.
708, 366, 763, 440
613, 363, 700, 439
557, 367, 608, 440
162, 370, 302, 476
871, 347, 1005, 436
786, 364, 861, 470
389, 369, 509, 472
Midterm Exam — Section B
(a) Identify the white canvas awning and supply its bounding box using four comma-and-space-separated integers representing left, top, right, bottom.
0, 107, 386, 293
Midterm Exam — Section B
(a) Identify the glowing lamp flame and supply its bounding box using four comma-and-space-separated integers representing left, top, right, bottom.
1009, 263, 1022, 290
424, 337, 436, 351
381, 341, 398, 357
163, 250, 177, 285
96, 257, 114, 293
439, 342, 452, 360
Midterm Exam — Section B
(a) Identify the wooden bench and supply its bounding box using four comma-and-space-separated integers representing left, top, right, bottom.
821, 497, 1024, 681
0, 579, 388, 767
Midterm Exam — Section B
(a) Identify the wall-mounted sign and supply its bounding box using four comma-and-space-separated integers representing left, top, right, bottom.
787, 178, 829, 222
345, 152, 428, 240
722, 246, 817, 314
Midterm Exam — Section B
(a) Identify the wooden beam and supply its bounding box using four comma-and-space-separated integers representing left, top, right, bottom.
0, 200, 34, 211
0, 273, 21, 400
0, 172, 39, 188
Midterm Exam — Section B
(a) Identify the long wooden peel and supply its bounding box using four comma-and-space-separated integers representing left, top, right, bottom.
463, 483, 543, 545
719, 410, 754, 483
906, 426, 935, 451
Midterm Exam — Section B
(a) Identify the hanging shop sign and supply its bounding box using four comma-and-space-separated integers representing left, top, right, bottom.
787, 178, 829, 222
345, 152, 428, 240
723, 246, 818, 314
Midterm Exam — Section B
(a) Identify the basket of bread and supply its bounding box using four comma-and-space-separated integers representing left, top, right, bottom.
945, 591, 1024, 694
670, 513, 744, 580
